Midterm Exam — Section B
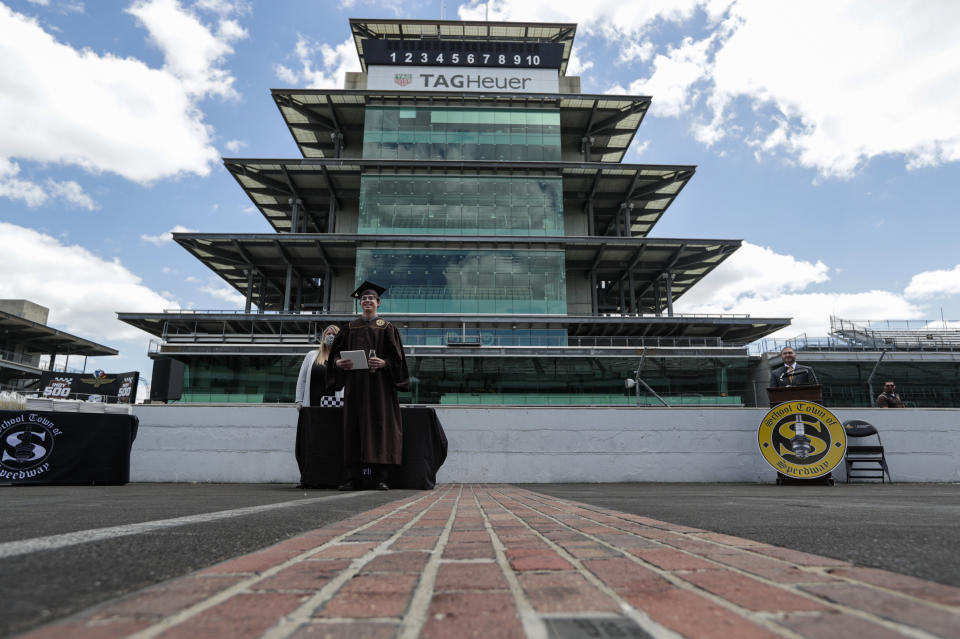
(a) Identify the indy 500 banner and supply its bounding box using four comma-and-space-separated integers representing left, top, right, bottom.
37, 370, 139, 404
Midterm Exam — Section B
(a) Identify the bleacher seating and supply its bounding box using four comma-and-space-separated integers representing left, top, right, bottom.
830, 317, 960, 351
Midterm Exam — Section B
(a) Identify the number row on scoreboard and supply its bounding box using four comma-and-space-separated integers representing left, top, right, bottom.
363, 39, 564, 69
388, 51, 542, 66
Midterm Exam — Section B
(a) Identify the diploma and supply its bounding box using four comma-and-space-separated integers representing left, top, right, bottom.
340, 350, 369, 370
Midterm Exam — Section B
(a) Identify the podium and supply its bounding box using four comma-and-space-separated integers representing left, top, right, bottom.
768, 384, 822, 406
766, 384, 834, 485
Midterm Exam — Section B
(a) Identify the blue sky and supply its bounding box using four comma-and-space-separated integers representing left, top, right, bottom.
1, 0, 959, 396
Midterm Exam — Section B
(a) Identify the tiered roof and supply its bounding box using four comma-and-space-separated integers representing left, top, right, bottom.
224, 158, 692, 236
272, 90, 650, 163
120, 17, 790, 347
349, 18, 577, 74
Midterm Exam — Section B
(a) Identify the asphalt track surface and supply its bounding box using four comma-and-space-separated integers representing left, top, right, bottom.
1, 482, 958, 637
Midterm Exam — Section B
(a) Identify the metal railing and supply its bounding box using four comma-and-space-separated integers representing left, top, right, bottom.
832, 316, 960, 331
829, 316, 960, 351
159, 308, 755, 320
155, 332, 735, 349
758, 320, 960, 354
756, 334, 851, 353
0, 349, 44, 369
19, 390, 129, 403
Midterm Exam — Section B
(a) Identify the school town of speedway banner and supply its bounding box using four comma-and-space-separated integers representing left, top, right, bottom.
37, 371, 139, 404
0, 410, 138, 484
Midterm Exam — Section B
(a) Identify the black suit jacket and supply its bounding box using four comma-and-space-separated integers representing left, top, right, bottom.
769, 363, 818, 387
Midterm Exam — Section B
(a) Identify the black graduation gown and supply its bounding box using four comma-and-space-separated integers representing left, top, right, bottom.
330, 317, 410, 465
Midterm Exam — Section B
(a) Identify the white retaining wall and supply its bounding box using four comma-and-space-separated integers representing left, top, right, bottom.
130, 405, 960, 483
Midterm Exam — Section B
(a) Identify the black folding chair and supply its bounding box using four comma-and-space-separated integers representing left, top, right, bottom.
842, 419, 892, 483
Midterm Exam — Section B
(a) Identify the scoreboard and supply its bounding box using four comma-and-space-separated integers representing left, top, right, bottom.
363, 39, 564, 69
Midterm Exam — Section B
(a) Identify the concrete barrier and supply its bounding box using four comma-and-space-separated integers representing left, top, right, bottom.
130, 404, 960, 483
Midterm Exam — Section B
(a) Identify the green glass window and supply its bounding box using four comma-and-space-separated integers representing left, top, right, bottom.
176, 355, 302, 403
399, 328, 567, 346
407, 356, 750, 406
363, 106, 561, 161
355, 248, 566, 314
358, 175, 563, 236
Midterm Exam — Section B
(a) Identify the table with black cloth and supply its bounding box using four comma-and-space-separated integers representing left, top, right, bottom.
0, 410, 138, 485
295, 406, 447, 490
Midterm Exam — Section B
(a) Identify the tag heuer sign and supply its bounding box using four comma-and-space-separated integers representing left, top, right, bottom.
757, 401, 847, 479
368, 65, 560, 94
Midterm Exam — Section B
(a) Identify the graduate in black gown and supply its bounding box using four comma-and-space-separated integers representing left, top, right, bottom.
330, 282, 409, 490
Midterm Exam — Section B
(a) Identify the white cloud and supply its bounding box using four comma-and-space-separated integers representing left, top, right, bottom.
0, 159, 97, 209
274, 35, 360, 89
457, 0, 710, 40
0, 2, 241, 189
628, 140, 651, 159
0, 159, 47, 206
199, 282, 245, 307
615, 35, 715, 117
0, 222, 177, 345
44, 179, 97, 210
681, 242, 829, 304
699, 1, 960, 177
141, 224, 196, 246
904, 265, 960, 300
566, 47, 593, 77
618, 40, 654, 65
224, 139, 246, 153
460, 0, 960, 177
60, 1, 85, 13
194, 0, 251, 16
126, 0, 246, 100
675, 242, 924, 338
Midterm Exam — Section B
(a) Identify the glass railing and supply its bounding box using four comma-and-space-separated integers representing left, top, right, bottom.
174, 392, 267, 404
758, 332, 960, 353
439, 393, 744, 406
403, 334, 731, 348
0, 349, 44, 368
154, 327, 736, 350
159, 309, 756, 319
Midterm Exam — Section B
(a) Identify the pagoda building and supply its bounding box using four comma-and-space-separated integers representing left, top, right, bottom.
120, 19, 789, 405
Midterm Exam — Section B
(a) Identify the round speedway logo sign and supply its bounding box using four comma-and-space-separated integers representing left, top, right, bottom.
0, 413, 62, 480
757, 401, 847, 479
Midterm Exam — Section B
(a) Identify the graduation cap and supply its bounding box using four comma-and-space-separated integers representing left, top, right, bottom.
351, 281, 386, 299
351, 280, 387, 313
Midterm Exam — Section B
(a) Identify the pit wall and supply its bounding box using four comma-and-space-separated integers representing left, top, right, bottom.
130, 405, 960, 483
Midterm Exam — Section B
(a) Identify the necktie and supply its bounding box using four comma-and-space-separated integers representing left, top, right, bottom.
788, 367, 795, 384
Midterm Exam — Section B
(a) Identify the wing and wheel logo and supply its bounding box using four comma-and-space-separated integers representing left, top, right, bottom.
757, 401, 847, 479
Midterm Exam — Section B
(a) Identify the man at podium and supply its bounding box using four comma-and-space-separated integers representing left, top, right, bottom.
769, 346, 818, 387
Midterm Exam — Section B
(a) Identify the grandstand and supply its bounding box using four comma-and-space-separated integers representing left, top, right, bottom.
759, 316, 960, 408
763, 316, 960, 353
830, 316, 960, 351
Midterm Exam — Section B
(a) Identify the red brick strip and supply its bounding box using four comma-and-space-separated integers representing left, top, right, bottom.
15, 485, 960, 639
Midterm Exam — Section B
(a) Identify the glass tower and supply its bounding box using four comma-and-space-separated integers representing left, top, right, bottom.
120, 19, 790, 406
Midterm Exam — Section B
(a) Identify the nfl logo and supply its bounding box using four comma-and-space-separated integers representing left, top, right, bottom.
394, 73, 413, 87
